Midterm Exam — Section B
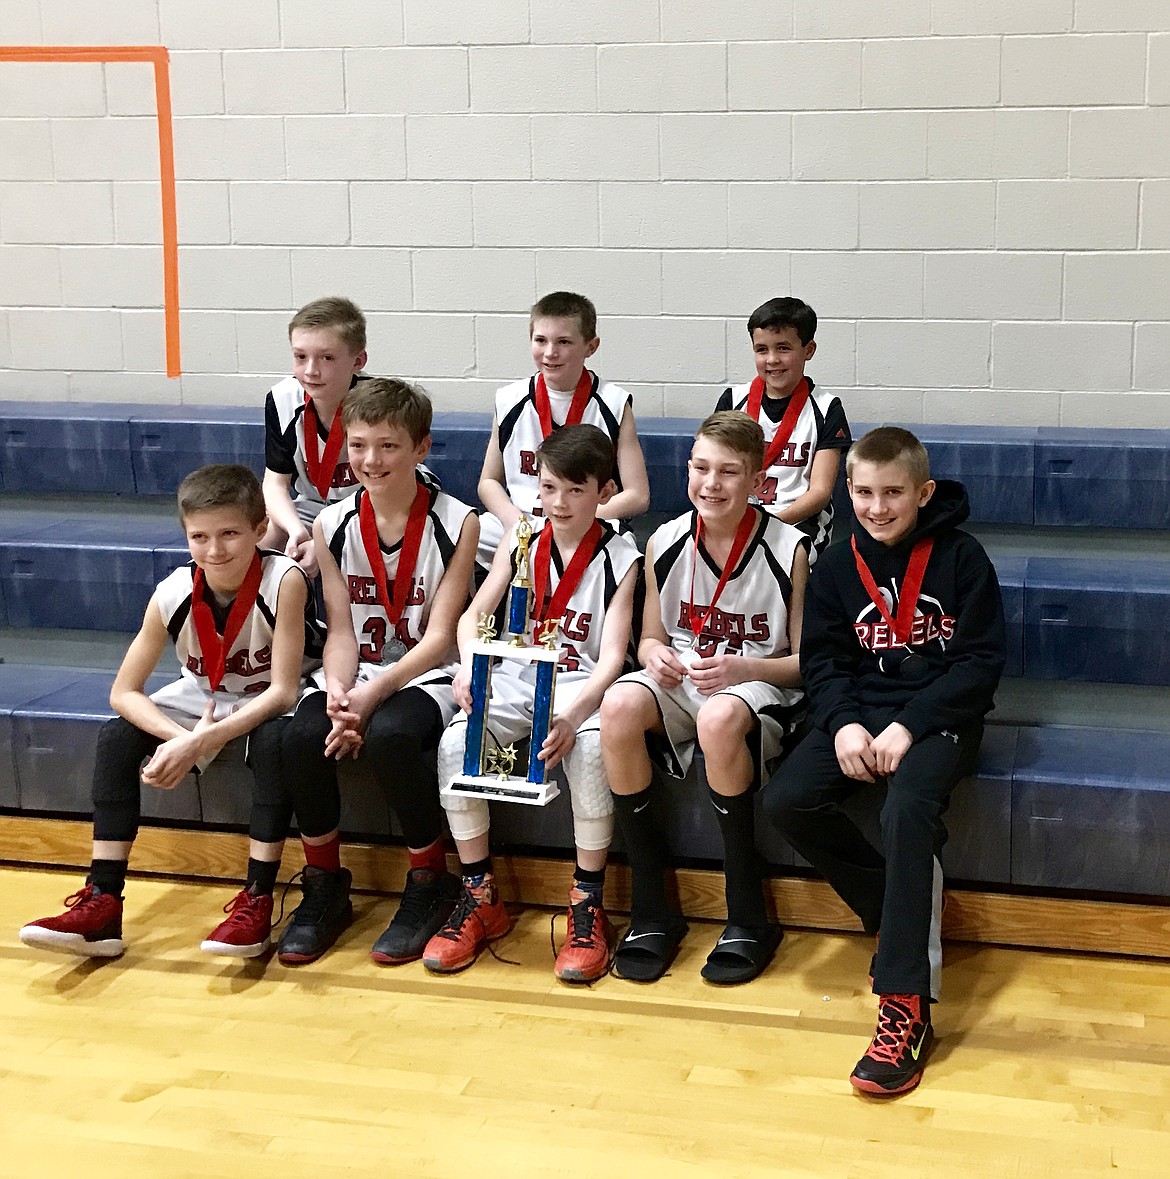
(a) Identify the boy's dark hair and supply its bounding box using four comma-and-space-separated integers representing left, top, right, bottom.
846, 427, 931, 487
341, 376, 432, 446
530, 291, 598, 341
536, 423, 615, 488
747, 296, 817, 346
288, 296, 367, 354
178, 464, 266, 527
694, 411, 766, 474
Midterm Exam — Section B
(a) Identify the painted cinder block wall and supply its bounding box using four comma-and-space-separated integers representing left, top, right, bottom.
0, 1, 1168, 428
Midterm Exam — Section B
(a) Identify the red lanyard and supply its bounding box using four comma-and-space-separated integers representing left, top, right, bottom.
850, 536, 935, 645
534, 368, 594, 438
687, 507, 757, 641
530, 520, 603, 644
358, 482, 431, 629
302, 395, 346, 499
744, 376, 811, 470
190, 553, 263, 692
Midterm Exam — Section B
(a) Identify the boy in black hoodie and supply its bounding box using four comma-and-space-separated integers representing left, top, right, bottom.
764, 427, 1005, 1097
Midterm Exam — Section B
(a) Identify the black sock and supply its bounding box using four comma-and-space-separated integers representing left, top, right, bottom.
612, 789, 675, 923
89, 858, 127, 898
246, 858, 280, 897
709, 788, 768, 928
461, 857, 492, 884
573, 864, 605, 899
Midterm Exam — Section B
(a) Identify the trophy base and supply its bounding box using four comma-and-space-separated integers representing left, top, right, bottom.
443, 776, 561, 807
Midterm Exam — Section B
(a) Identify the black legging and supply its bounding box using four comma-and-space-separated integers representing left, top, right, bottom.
91, 713, 294, 845
280, 687, 445, 847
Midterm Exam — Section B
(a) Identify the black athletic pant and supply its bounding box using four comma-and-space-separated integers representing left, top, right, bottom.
281, 687, 445, 847
763, 709, 981, 1000
91, 714, 295, 845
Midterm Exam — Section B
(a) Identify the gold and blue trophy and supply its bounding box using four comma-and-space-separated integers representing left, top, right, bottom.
443, 516, 563, 806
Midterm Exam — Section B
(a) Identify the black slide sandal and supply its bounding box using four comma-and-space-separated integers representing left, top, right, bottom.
612, 918, 689, 982
701, 923, 784, 985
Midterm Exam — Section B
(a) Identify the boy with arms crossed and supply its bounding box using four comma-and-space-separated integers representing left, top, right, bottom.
765, 427, 1005, 1096
600, 412, 808, 984
476, 290, 650, 566
716, 296, 851, 564
21, 466, 322, 958
427, 425, 640, 980
277, 379, 479, 966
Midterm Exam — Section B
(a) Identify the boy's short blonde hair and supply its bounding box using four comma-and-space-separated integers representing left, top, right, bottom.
178, 464, 266, 527
530, 291, 597, 341
846, 427, 931, 487
341, 377, 432, 446
288, 296, 366, 354
693, 411, 766, 474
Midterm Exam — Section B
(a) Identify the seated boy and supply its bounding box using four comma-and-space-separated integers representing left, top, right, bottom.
476, 290, 650, 567
599, 411, 808, 985
277, 378, 479, 966
427, 424, 640, 980
20, 465, 322, 959
716, 296, 851, 564
263, 296, 370, 578
763, 427, 1005, 1097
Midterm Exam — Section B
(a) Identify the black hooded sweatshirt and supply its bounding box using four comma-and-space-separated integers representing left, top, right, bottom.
800, 479, 1006, 741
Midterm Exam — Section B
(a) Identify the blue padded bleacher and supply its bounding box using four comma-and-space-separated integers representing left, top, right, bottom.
1024, 558, 1170, 686
129, 405, 263, 496
1011, 725, 1170, 895
1035, 427, 1170, 530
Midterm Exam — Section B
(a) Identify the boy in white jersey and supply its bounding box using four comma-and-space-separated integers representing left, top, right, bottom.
20, 466, 322, 959
263, 296, 369, 579
715, 297, 851, 565
277, 379, 479, 966
600, 412, 808, 984
476, 290, 650, 568
426, 425, 641, 980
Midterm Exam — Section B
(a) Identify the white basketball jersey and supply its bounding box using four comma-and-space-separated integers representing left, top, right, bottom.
318, 478, 475, 671
512, 518, 641, 678
157, 551, 322, 703
494, 372, 631, 516
649, 509, 806, 662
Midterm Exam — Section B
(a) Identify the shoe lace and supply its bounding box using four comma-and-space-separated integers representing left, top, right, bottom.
282, 868, 334, 924
867, 996, 920, 1065
567, 894, 600, 947
64, 885, 99, 911
393, 872, 437, 927
438, 886, 520, 966
219, 889, 265, 927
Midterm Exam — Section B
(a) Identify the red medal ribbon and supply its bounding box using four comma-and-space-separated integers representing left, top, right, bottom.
190, 553, 263, 693
534, 368, 594, 439
744, 376, 811, 470
302, 395, 347, 500
687, 507, 758, 642
850, 536, 935, 646
358, 481, 431, 636
529, 519, 603, 644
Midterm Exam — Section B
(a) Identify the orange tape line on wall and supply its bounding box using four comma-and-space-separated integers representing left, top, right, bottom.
0, 45, 182, 377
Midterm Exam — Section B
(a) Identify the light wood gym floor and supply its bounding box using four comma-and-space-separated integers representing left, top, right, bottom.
2, 864, 1169, 1179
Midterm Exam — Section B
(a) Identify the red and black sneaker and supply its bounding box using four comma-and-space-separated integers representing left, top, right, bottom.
849, 993, 934, 1096
201, 888, 273, 958
19, 883, 124, 958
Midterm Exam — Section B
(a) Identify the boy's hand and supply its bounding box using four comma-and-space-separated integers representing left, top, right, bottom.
141, 701, 217, 790
286, 531, 318, 579
686, 653, 743, 696
323, 715, 363, 760
834, 723, 878, 783
453, 665, 474, 713
645, 644, 687, 689
871, 722, 914, 778
538, 716, 578, 770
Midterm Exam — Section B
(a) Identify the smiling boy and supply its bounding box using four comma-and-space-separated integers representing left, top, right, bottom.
429, 424, 640, 980
764, 427, 1005, 1096
476, 291, 649, 567
600, 411, 808, 985
716, 297, 851, 564
275, 378, 479, 967
20, 465, 322, 959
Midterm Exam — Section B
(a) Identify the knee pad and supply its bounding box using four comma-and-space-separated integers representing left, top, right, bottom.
437, 723, 467, 790
571, 812, 614, 854
564, 729, 614, 822
443, 797, 491, 842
